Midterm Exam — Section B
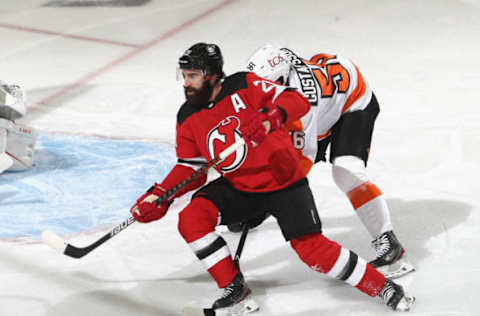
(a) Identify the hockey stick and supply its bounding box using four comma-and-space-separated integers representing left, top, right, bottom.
42, 138, 246, 258
233, 222, 249, 270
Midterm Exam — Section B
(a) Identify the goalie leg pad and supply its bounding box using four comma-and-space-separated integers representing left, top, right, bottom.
0, 127, 13, 173
0, 152, 13, 173
0, 118, 37, 171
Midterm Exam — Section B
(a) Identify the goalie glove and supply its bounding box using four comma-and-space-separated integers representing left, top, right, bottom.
240, 106, 286, 147
130, 184, 172, 223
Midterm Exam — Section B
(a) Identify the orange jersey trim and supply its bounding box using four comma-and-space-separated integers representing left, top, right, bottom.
299, 156, 313, 175
317, 130, 331, 141
342, 64, 367, 114
285, 119, 303, 131
346, 181, 382, 210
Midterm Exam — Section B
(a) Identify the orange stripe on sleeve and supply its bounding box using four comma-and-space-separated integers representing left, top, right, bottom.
342, 64, 367, 114
346, 181, 382, 210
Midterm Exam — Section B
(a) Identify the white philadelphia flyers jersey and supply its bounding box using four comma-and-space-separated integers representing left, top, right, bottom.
281, 48, 373, 174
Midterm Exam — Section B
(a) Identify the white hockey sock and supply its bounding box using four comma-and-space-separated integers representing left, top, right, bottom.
355, 194, 393, 239
332, 156, 393, 239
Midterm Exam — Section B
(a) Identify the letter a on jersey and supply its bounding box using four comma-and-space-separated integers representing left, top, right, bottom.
231, 93, 247, 113
207, 116, 247, 173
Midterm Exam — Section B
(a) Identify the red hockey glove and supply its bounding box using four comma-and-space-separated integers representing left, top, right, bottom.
240, 106, 286, 147
130, 184, 172, 223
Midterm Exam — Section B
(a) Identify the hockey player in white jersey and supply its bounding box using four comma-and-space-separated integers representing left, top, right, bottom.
0, 82, 37, 174
243, 44, 414, 279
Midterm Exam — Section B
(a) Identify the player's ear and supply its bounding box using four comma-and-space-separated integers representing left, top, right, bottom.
208, 73, 220, 84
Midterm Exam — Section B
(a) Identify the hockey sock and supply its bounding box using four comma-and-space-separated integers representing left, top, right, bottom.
332, 156, 393, 238
290, 233, 385, 296
355, 262, 386, 296
208, 256, 239, 288
347, 181, 393, 238
178, 197, 238, 288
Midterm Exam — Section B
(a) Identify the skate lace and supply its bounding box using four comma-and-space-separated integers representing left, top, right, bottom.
380, 283, 395, 304
373, 234, 391, 259
221, 285, 235, 299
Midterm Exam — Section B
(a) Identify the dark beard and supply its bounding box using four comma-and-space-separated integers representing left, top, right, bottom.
184, 80, 213, 107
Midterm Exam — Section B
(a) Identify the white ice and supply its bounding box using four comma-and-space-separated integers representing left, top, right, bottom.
1, 0, 480, 315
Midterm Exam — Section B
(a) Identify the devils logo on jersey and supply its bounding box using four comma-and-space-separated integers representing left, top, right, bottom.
207, 116, 247, 173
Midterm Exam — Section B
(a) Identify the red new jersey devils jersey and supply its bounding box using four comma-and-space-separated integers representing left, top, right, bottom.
161, 72, 310, 194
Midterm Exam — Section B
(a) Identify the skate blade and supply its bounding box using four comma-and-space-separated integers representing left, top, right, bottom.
182, 298, 259, 316
396, 294, 415, 311
377, 257, 415, 279
222, 297, 259, 316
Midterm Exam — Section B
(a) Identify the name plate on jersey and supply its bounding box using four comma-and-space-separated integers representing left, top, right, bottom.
282, 48, 319, 106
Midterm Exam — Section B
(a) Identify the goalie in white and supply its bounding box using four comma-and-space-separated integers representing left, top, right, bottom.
0, 82, 37, 174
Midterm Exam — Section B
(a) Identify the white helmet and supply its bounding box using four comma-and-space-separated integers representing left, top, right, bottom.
246, 44, 291, 85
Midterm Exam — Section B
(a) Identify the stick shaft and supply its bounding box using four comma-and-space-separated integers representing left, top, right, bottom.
233, 222, 249, 270
155, 138, 245, 205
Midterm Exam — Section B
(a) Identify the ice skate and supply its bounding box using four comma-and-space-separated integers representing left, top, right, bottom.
370, 231, 415, 279
378, 279, 415, 311
212, 273, 254, 309
182, 273, 258, 316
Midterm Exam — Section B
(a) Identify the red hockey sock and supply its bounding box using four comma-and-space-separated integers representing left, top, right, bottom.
208, 256, 238, 288
178, 197, 238, 288
290, 233, 340, 273
291, 233, 386, 297
178, 197, 219, 242
355, 263, 386, 297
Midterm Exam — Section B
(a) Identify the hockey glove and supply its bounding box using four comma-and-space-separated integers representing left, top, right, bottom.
130, 184, 172, 223
240, 106, 286, 147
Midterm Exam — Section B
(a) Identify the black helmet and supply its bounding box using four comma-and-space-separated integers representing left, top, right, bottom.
178, 43, 225, 78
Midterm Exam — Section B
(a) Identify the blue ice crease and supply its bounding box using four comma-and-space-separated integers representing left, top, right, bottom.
0, 133, 176, 239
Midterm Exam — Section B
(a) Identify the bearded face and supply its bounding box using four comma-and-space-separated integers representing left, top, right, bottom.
184, 79, 213, 107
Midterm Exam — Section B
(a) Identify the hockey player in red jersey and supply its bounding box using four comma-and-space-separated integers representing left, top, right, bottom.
243, 44, 415, 279
130, 42, 415, 314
